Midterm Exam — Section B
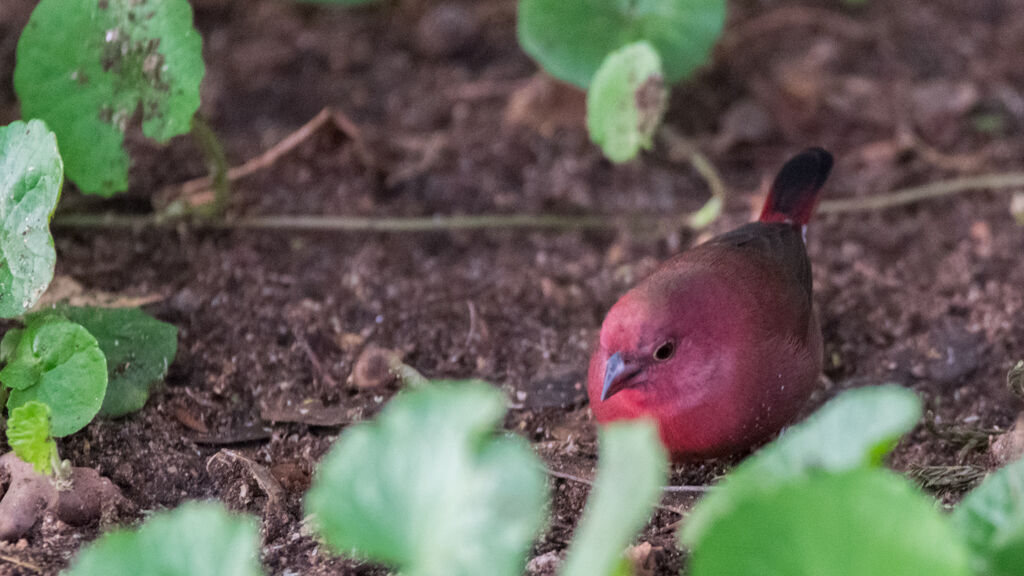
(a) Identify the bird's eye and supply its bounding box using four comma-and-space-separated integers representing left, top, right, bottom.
653, 340, 675, 361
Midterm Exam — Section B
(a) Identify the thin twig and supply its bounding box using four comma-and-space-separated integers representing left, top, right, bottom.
288, 321, 339, 389
544, 466, 710, 494
545, 467, 596, 486
0, 553, 43, 573
721, 5, 872, 53
660, 484, 713, 494
817, 172, 1024, 214
158, 108, 375, 210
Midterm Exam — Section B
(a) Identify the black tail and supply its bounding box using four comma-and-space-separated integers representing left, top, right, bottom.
759, 148, 833, 226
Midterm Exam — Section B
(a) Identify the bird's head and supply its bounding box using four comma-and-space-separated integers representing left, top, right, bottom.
590, 275, 732, 409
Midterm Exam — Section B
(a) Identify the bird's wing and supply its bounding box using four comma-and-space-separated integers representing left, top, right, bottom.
705, 221, 813, 302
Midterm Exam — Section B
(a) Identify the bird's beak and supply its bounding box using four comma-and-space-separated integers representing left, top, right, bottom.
601, 352, 641, 401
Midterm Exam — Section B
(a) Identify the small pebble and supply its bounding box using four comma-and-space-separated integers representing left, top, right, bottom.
415, 4, 480, 59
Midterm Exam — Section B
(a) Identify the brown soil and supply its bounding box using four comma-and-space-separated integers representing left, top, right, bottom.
2, 0, 1024, 574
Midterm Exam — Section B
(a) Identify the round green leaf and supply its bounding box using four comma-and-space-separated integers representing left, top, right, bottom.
6, 401, 58, 475
587, 41, 666, 163
0, 120, 62, 318
561, 420, 667, 576
0, 328, 24, 363
305, 382, 548, 576
517, 0, 726, 88
952, 457, 1024, 576
14, 0, 205, 195
2, 317, 107, 437
690, 469, 971, 576
683, 385, 921, 547
38, 306, 178, 417
65, 501, 264, 576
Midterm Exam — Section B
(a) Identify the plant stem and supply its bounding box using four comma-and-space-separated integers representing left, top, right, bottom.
658, 126, 726, 229
51, 449, 71, 487
189, 115, 230, 218
816, 172, 1024, 214
53, 171, 1024, 233
388, 358, 431, 388
53, 212, 629, 232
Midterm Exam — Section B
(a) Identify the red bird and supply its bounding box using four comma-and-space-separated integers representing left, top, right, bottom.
588, 148, 832, 459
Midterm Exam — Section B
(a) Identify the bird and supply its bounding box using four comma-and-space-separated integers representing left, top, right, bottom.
587, 148, 833, 459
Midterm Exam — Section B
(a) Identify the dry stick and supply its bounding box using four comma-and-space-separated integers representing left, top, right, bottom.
0, 553, 42, 574
161, 108, 375, 209
288, 321, 339, 389
721, 5, 872, 53
544, 466, 690, 517
544, 466, 710, 495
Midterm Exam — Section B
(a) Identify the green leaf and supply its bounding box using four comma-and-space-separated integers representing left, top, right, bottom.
952, 457, 1024, 576
65, 501, 264, 576
0, 120, 63, 318
14, 0, 205, 195
517, 0, 726, 88
560, 420, 667, 576
0, 328, 24, 363
586, 41, 666, 163
6, 400, 58, 475
2, 316, 107, 437
690, 469, 971, 576
683, 385, 921, 547
32, 306, 178, 417
305, 381, 547, 576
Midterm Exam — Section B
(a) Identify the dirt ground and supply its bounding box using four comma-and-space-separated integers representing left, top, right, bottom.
2, 0, 1024, 574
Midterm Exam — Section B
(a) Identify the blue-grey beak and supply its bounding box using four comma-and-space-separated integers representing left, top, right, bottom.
601, 351, 636, 401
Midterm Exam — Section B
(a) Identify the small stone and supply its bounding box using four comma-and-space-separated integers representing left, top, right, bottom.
526, 551, 561, 575
415, 4, 479, 59
350, 345, 402, 390
992, 415, 1024, 466
625, 542, 660, 576
1013, 192, 1024, 225
922, 320, 984, 387
170, 287, 202, 314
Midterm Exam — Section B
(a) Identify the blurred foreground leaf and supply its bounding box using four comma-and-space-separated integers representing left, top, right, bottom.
952, 457, 1024, 576
690, 469, 970, 576
683, 385, 921, 546
65, 502, 263, 576
560, 420, 667, 576
305, 381, 547, 576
